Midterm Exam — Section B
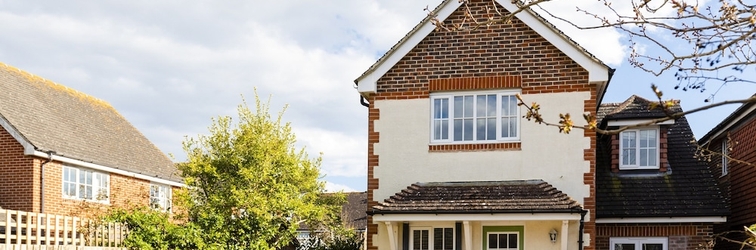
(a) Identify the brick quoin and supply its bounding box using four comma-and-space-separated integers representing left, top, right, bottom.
363, 0, 599, 249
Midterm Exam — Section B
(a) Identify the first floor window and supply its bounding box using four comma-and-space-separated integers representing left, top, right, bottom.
62, 166, 109, 202
431, 91, 520, 143
411, 227, 454, 250
150, 183, 172, 211
610, 237, 667, 250
620, 128, 659, 169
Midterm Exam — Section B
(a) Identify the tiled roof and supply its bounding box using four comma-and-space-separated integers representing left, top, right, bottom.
372, 180, 582, 214
698, 93, 756, 144
598, 95, 669, 121
596, 96, 728, 218
342, 192, 367, 230
0, 63, 179, 182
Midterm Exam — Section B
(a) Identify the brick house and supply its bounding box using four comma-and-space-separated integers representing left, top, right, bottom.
354, 0, 610, 249
698, 96, 756, 249
353, 1, 726, 250
0, 62, 181, 216
595, 96, 727, 250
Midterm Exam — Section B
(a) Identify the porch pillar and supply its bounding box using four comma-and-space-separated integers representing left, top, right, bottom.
561, 220, 569, 250
385, 222, 398, 250
463, 221, 472, 250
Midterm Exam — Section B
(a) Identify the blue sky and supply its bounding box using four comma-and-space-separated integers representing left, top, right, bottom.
0, 0, 752, 192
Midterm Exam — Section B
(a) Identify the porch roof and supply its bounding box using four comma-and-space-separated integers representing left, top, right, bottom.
371, 180, 583, 215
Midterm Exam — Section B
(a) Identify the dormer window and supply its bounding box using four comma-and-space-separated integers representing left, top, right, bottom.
620, 127, 659, 170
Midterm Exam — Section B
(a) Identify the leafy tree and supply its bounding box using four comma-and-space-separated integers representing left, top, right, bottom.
177, 95, 341, 249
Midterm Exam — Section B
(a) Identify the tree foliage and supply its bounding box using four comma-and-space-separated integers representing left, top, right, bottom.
106, 95, 345, 250
177, 96, 339, 249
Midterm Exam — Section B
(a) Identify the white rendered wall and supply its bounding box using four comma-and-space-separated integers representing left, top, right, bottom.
373, 91, 591, 206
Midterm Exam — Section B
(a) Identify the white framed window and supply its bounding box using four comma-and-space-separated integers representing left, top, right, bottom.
410, 227, 454, 250
619, 127, 659, 170
62, 166, 109, 202
430, 91, 520, 143
487, 232, 519, 250
721, 140, 729, 176
150, 183, 172, 211
610, 237, 667, 250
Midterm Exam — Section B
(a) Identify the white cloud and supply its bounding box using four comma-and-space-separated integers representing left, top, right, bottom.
324, 181, 358, 193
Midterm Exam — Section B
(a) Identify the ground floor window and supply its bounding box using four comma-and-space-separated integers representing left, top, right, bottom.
482, 226, 523, 250
610, 237, 667, 250
410, 227, 454, 250
150, 183, 172, 211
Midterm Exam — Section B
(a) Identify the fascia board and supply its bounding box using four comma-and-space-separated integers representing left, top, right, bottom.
596, 216, 726, 223
372, 213, 581, 222
30, 150, 184, 187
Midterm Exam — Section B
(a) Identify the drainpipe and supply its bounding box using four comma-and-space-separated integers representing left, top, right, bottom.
40, 151, 54, 213
578, 209, 587, 250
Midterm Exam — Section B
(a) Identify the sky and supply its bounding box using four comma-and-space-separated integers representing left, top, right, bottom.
0, 0, 753, 192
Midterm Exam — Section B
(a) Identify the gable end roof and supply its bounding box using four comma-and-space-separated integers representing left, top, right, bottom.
355, 0, 611, 99
0, 62, 180, 183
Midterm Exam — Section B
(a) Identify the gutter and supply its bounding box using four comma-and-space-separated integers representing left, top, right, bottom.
39, 151, 54, 213
368, 208, 585, 216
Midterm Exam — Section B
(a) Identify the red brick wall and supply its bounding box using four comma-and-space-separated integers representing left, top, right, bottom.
0, 124, 35, 211
0, 124, 172, 217
364, 0, 600, 249
596, 223, 713, 250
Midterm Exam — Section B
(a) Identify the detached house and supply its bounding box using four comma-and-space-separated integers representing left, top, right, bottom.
0, 62, 181, 216
354, 1, 726, 250
355, 0, 609, 249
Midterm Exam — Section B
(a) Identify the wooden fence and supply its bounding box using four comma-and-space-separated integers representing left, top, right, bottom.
0, 208, 127, 249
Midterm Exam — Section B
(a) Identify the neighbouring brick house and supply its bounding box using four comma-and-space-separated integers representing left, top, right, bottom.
0, 62, 181, 216
354, 1, 726, 250
595, 96, 727, 250
698, 96, 756, 250
354, 0, 610, 249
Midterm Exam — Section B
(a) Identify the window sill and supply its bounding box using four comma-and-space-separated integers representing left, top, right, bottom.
63, 196, 110, 205
429, 142, 521, 152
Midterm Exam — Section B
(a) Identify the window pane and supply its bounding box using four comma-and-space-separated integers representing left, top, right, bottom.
508, 234, 517, 248
463, 96, 474, 117
648, 149, 657, 166
454, 120, 463, 141
441, 99, 448, 118
477, 95, 487, 117
622, 131, 636, 148
501, 96, 510, 116
615, 243, 636, 250
463, 119, 473, 141
422, 230, 429, 250
434, 121, 442, 140
502, 118, 510, 137
489, 234, 497, 248
441, 120, 448, 140
642, 243, 663, 250
498, 234, 507, 248
627, 149, 636, 165
509, 118, 517, 137
413, 231, 421, 249
477, 118, 486, 140
434, 99, 442, 119
640, 149, 648, 166
434, 228, 442, 250
454, 97, 463, 118
487, 95, 496, 116
487, 118, 496, 140
509, 95, 517, 115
